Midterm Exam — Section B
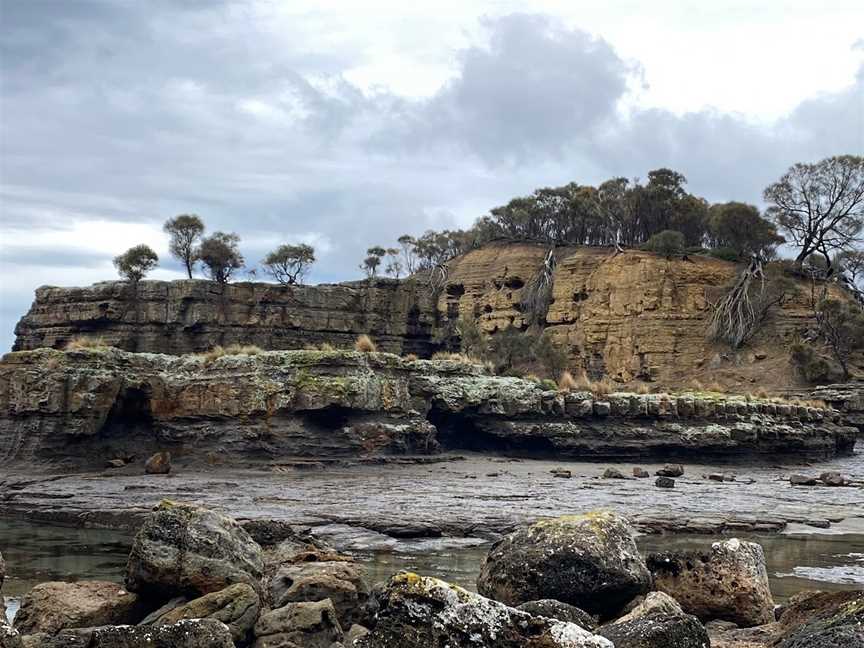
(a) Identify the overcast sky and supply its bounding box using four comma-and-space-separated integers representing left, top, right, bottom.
1, 1, 862, 351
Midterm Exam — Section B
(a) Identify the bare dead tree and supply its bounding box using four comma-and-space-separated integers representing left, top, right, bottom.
520, 247, 557, 327
706, 257, 790, 348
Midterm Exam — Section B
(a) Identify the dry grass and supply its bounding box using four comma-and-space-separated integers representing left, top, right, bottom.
403, 353, 419, 362
558, 370, 578, 392
432, 351, 482, 365
319, 342, 336, 352
355, 334, 377, 353
589, 377, 616, 397
635, 382, 652, 395
198, 343, 263, 364
754, 387, 770, 399
65, 336, 109, 351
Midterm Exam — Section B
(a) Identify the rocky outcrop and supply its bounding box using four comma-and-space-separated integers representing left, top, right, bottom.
252, 599, 343, 648
13, 277, 439, 357
125, 502, 264, 598
14, 245, 851, 389
647, 538, 775, 627
0, 348, 856, 466
477, 513, 651, 618
12, 581, 143, 635
150, 583, 260, 644
356, 573, 613, 648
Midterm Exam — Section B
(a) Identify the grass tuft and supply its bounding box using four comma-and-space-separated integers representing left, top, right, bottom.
355, 334, 377, 353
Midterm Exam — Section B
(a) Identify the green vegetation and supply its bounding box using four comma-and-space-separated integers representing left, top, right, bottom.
163, 214, 205, 278
262, 243, 316, 286
113, 244, 159, 282
198, 231, 244, 284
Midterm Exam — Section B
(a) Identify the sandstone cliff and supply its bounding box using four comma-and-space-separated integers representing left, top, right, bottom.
12, 244, 853, 390
0, 348, 855, 468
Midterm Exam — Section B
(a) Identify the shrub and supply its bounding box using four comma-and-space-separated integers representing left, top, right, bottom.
645, 230, 686, 259
456, 317, 487, 360
814, 298, 864, 378
355, 334, 377, 353
487, 327, 533, 375
65, 336, 110, 351
706, 247, 740, 262
404, 353, 419, 361
113, 244, 159, 282
198, 232, 244, 284
533, 331, 569, 379
790, 342, 841, 384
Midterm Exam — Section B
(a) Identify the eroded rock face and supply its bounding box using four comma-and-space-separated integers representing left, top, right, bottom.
647, 538, 775, 627
476, 512, 651, 618
357, 573, 613, 648
125, 502, 264, 599
12, 581, 142, 635
253, 598, 343, 648
1, 348, 854, 467
151, 583, 260, 644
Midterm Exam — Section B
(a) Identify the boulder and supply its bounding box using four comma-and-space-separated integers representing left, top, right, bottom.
615, 591, 685, 624
647, 538, 775, 627
775, 590, 864, 648
656, 464, 685, 477
151, 583, 260, 644
551, 468, 572, 478
517, 599, 597, 630
632, 467, 650, 478
790, 474, 817, 486
267, 560, 369, 628
476, 512, 651, 618
145, 451, 172, 474
602, 468, 626, 479
0, 626, 22, 648
345, 623, 370, 645
70, 619, 234, 647
253, 599, 343, 648
12, 581, 143, 635
819, 471, 850, 487
125, 502, 264, 598
655, 476, 676, 488
356, 573, 612, 648
598, 611, 710, 648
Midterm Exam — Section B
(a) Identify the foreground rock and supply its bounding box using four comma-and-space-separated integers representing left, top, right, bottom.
150, 583, 260, 644
21, 618, 234, 647
0, 627, 22, 648
12, 581, 142, 634
253, 598, 343, 648
599, 592, 710, 648
517, 600, 597, 630
648, 538, 775, 627
145, 451, 171, 475
125, 502, 264, 598
775, 589, 864, 647
357, 573, 613, 647
477, 512, 650, 618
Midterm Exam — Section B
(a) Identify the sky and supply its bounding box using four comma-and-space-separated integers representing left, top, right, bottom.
0, 0, 862, 351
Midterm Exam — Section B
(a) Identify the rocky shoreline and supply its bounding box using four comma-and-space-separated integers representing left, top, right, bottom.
3, 503, 862, 647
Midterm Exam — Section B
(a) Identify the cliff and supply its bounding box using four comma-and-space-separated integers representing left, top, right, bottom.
0, 347, 856, 468
12, 244, 854, 390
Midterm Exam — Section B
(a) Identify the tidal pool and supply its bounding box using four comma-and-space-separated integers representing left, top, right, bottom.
3, 518, 863, 623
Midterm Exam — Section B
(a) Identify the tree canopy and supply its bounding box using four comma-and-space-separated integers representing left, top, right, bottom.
164, 214, 205, 279
113, 244, 159, 282
262, 243, 315, 285
198, 231, 244, 284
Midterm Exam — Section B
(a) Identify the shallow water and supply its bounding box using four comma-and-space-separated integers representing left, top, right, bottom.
2, 519, 863, 623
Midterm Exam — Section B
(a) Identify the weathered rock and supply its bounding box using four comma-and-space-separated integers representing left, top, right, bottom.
615, 591, 685, 625
551, 468, 572, 478
125, 502, 264, 598
145, 451, 172, 475
790, 474, 818, 486
151, 583, 260, 643
0, 551, 5, 591
657, 464, 685, 477
602, 468, 626, 479
632, 467, 650, 478
12, 581, 143, 634
356, 573, 612, 647
647, 538, 775, 627
819, 471, 851, 487
598, 611, 711, 648
267, 560, 369, 628
344, 623, 370, 645
517, 599, 597, 630
45, 618, 236, 647
656, 476, 676, 488
477, 512, 651, 618
774, 590, 864, 647
253, 599, 343, 648
0, 626, 22, 648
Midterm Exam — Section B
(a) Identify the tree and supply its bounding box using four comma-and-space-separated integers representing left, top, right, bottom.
361, 246, 386, 278
397, 235, 418, 275
198, 232, 244, 284
456, 317, 487, 359
113, 244, 159, 283
487, 327, 533, 375
835, 249, 864, 290
764, 155, 864, 270
384, 248, 403, 278
813, 298, 864, 379
163, 214, 205, 278
262, 243, 315, 285
645, 230, 685, 259
706, 202, 784, 260
533, 331, 569, 379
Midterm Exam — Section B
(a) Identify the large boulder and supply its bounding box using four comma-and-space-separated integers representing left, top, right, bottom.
22, 618, 235, 647
267, 560, 369, 628
599, 592, 710, 648
12, 581, 143, 634
356, 573, 613, 648
775, 590, 864, 648
151, 582, 260, 644
477, 512, 651, 618
647, 538, 775, 627
253, 598, 343, 648
125, 502, 264, 598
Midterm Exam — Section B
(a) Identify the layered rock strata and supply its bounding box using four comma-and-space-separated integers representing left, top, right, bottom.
0, 348, 856, 467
